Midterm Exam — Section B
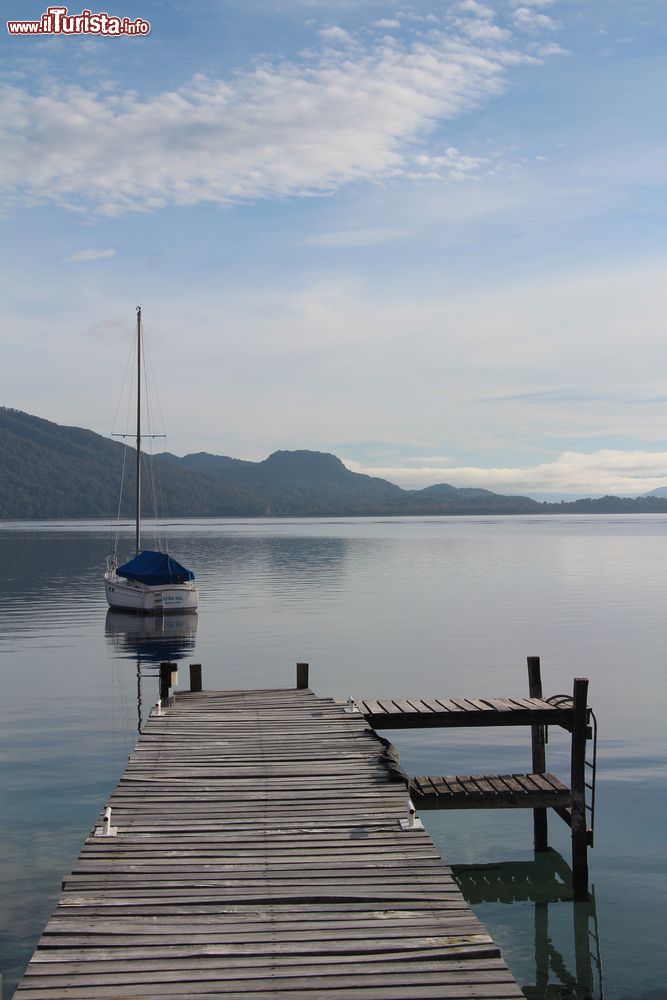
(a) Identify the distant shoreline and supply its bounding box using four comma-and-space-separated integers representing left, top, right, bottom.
3, 407, 667, 520
3, 506, 667, 523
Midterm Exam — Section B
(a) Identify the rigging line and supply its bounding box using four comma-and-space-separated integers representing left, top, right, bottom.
110, 324, 137, 440
146, 440, 168, 553
142, 334, 161, 551
146, 390, 169, 553
146, 447, 162, 551
144, 328, 168, 450
141, 318, 169, 552
121, 333, 138, 549
111, 323, 139, 556
113, 442, 129, 559
139, 323, 164, 551
154, 453, 169, 555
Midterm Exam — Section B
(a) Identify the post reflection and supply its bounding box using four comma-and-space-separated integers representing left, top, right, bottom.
105, 610, 198, 731
453, 850, 604, 1000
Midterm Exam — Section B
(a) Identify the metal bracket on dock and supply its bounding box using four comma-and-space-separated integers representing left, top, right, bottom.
94, 807, 118, 838
344, 697, 360, 714
153, 700, 162, 716
399, 798, 423, 831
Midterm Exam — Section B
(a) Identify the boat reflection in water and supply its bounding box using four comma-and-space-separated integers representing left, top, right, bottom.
105, 610, 198, 731
453, 850, 604, 1000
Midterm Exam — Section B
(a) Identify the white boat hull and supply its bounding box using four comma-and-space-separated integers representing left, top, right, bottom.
105, 571, 198, 614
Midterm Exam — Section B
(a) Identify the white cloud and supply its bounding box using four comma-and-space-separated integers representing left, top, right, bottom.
532, 42, 568, 57
513, 7, 558, 32
374, 19, 400, 29
345, 450, 667, 496
456, 0, 495, 16
0, 21, 561, 215
318, 24, 354, 44
410, 145, 489, 181
301, 227, 407, 247
64, 247, 116, 262
463, 21, 512, 43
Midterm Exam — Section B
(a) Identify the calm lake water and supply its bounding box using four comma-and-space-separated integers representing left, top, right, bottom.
0, 515, 665, 999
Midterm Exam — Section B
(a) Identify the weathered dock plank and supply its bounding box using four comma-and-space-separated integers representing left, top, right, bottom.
15, 686, 524, 999
353, 696, 575, 730
411, 772, 572, 809
354, 662, 595, 899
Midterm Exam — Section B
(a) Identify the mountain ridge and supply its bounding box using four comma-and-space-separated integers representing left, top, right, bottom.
3, 406, 667, 519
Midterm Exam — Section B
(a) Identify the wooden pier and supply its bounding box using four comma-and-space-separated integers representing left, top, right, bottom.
350, 658, 595, 898
15, 666, 526, 999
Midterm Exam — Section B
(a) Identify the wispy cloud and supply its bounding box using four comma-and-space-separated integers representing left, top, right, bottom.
487, 387, 667, 405
64, 248, 116, 262
345, 450, 667, 496
409, 146, 490, 181
0, 16, 561, 215
508, 0, 555, 7
318, 24, 354, 44
512, 7, 558, 32
301, 227, 407, 247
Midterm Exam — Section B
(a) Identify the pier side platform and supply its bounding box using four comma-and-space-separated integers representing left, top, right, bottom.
15, 685, 524, 999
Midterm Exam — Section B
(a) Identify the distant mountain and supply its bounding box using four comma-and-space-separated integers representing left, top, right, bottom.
645, 486, 667, 498
419, 483, 538, 511
0, 408, 268, 518
4, 406, 667, 519
158, 448, 405, 505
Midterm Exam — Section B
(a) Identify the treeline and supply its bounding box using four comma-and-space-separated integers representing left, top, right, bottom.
2, 407, 667, 519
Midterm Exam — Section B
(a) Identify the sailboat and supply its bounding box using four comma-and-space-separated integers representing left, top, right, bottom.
104, 306, 198, 614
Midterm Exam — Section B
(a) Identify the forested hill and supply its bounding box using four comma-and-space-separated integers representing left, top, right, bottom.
3, 406, 667, 519
0, 408, 267, 518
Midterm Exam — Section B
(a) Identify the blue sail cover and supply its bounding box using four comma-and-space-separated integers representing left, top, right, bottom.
117, 550, 195, 586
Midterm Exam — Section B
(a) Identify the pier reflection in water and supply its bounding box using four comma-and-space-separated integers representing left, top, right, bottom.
105, 611, 198, 731
453, 850, 604, 1000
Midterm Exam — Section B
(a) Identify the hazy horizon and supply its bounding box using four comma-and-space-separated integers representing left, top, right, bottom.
2, 1, 666, 498
4, 400, 661, 505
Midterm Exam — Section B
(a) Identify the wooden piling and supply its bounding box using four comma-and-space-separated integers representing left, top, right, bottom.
189, 662, 202, 692
571, 677, 589, 900
527, 656, 548, 851
158, 661, 172, 703
296, 661, 309, 689
534, 899, 549, 992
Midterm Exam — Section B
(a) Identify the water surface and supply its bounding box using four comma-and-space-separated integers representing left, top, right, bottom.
0, 515, 665, 998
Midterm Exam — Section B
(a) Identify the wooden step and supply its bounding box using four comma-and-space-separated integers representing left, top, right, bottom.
354, 697, 576, 731
410, 773, 571, 810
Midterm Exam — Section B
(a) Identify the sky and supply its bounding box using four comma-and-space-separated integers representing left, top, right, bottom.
1, 0, 666, 499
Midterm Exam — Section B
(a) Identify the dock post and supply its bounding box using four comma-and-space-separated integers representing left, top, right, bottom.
534, 900, 549, 992
296, 662, 309, 689
189, 663, 203, 692
159, 662, 172, 703
571, 677, 589, 900
527, 656, 548, 851
574, 893, 594, 994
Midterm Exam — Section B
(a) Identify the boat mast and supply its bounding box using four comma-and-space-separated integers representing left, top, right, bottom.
135, 305, 142, 556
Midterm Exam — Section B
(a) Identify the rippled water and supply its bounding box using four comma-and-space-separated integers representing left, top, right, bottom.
0, 516, 665, 998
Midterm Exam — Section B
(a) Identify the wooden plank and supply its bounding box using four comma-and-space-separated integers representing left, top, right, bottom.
17, 980, 525, 1000
390, 699, 420, 713
411, 699, 442, 713
406, 699, 438, 713
356, 694, 575, 731
482, 698, 515, 712
433, 699, 465, 713
16, 687, 524, 999
462, 700, 497, 713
